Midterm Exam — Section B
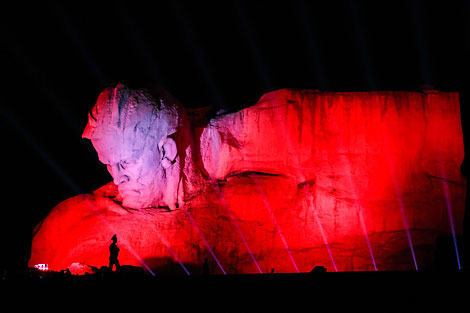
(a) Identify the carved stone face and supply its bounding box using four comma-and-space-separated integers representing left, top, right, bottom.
91, 131, 165, 209
82, 84, 180, 210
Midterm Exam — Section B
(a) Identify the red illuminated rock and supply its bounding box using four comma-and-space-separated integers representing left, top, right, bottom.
29, 86, 465, 274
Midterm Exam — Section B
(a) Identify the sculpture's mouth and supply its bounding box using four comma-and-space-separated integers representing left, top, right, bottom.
118, 188, 141, 196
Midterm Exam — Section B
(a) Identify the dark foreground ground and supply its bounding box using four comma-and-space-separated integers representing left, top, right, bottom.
0, 270, 468, 310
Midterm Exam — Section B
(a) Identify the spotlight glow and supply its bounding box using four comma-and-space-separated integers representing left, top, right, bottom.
182, 208, 227, 274
257, 185, 300, 273
382, 128, 419, 271
440, 159, 462, 270
215, 189, 263, 273
329, 107, 377, 271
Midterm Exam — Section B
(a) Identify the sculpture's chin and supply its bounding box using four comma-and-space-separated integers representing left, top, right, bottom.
121, 194, 150, 210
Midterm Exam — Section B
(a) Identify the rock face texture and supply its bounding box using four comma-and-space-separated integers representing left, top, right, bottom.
29, 87, 465, 273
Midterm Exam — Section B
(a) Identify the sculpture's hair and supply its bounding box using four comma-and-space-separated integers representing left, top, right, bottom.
82, 83, 181, 143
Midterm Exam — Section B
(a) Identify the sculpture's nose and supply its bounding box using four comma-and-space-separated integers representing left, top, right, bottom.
114, 172, 130, 185
108, 164, 130, 185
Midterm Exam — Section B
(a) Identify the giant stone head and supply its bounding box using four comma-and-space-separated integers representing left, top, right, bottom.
82, 83, 183, 210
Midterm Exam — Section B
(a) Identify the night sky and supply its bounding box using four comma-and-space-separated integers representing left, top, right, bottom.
1, 1, 468, 271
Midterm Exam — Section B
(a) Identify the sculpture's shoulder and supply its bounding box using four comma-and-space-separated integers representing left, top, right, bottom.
29, 182, 123, 269
92, 181, 119, 199
34, 183, 120, 234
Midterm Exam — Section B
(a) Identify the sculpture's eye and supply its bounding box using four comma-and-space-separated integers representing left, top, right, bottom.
89, 109, 97, 122
119, 159, 133, 170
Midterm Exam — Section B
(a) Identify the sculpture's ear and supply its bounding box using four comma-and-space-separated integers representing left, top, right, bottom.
158, 137, 177, 169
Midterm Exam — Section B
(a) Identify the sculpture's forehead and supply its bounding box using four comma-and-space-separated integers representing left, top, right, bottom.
91, 130, 141, 165
88, 110, 167, 166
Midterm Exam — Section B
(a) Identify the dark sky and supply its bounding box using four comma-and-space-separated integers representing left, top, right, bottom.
1, 1, 468, 270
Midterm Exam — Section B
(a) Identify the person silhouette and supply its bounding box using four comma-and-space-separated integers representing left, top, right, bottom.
109, 234, 120, 271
